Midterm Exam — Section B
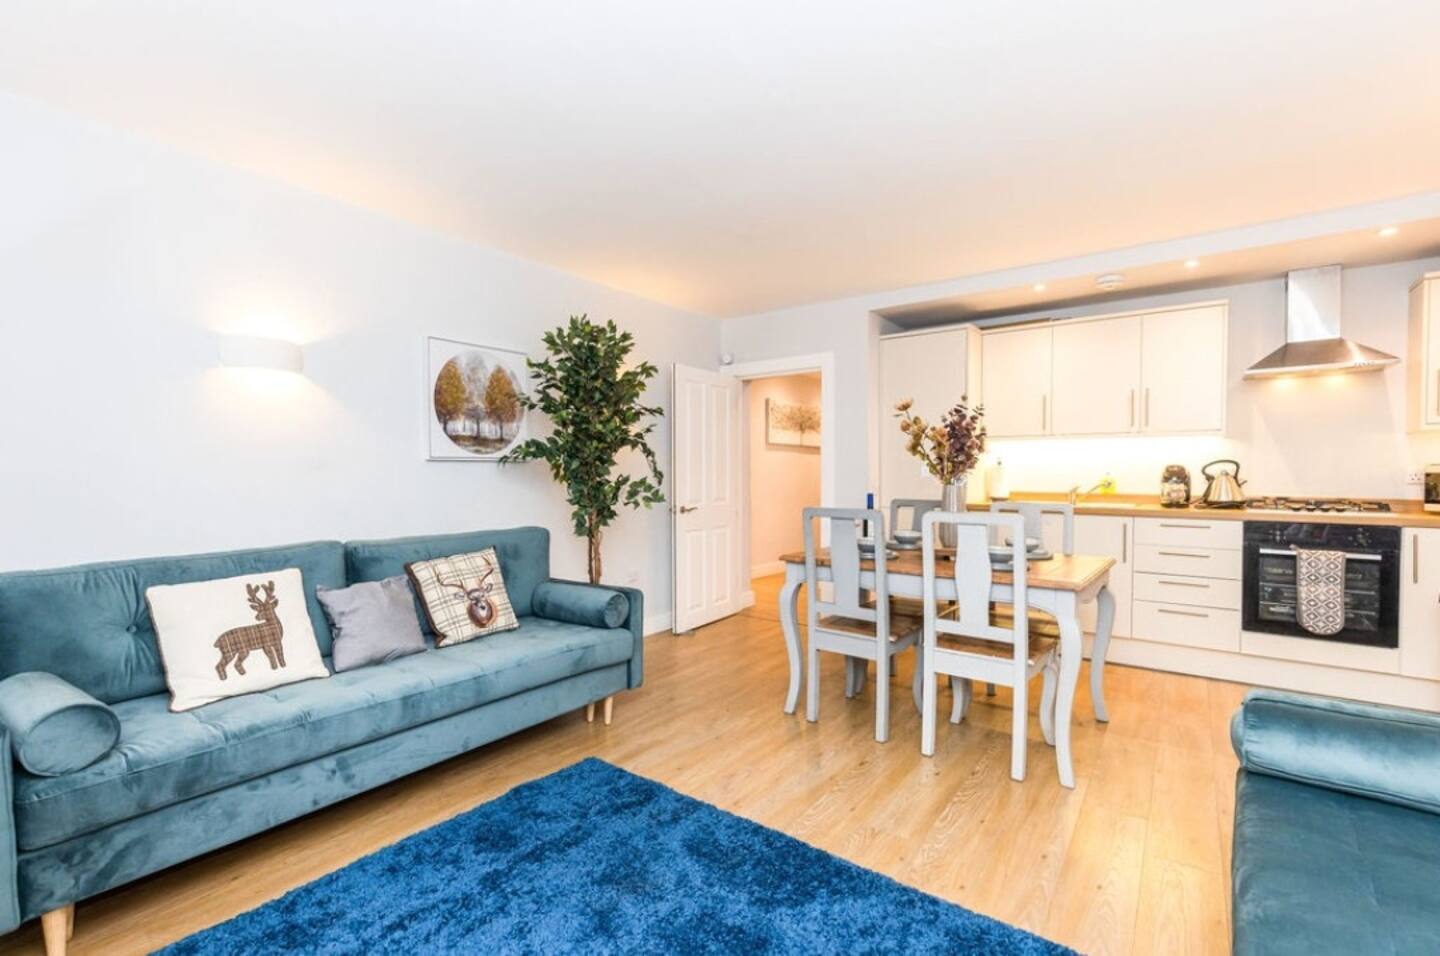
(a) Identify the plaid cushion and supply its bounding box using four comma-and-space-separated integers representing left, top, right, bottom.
405, 548, 519, 646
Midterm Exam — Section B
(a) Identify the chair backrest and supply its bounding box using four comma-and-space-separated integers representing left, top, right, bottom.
921, 511, 1027, 659
990, 501, 1074, 555
889, 498, 941, 535
803, 507, 888, 629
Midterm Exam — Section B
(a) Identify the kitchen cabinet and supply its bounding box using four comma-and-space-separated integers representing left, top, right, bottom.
1400, 527, 1440, 680
1074, 514, 1132, 638
1130, 515, 1241, 652
1406, 272, 1440, 431
1139, 305, 1227, 433
1051, 316, 1141, 435
981, 325, 1052, 438
878, 326, 981, 508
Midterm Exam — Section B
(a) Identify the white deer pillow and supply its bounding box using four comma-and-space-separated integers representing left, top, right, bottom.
146, 568, 330, 712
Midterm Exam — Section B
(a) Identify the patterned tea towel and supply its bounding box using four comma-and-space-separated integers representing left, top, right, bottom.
1293, 546, 1346, 636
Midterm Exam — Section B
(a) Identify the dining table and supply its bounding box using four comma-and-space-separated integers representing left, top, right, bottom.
776, 545, 1116, 788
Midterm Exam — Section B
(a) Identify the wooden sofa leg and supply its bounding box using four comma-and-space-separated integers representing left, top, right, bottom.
603, 695, 614, 725
41, 904, 72, 956
585, 702, 596, 723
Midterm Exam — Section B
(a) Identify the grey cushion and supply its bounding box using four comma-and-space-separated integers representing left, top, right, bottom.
316, 576, 427, 672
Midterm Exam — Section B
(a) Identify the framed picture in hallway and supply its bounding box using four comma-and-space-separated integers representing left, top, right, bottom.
765, 398, 821, 448
426, 336, 529, 461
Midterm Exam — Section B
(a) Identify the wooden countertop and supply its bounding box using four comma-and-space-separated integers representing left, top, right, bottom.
778, 548, 1115, 592
981, 493, 1440, 528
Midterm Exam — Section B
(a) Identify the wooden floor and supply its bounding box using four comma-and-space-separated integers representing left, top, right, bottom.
0, 575, 1246, 955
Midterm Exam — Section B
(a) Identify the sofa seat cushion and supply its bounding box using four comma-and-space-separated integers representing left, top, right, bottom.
1233, 770, 1440, 956
13, 617, 631, 851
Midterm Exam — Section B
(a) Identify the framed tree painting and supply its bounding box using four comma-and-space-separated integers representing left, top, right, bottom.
765, 398, 821, 448
426, 336, 529, 461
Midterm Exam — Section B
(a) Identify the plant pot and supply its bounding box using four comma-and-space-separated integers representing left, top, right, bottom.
938, 477, 968, 547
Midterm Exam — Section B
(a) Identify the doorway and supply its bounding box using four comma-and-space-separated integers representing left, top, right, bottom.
743, 372, 823, 587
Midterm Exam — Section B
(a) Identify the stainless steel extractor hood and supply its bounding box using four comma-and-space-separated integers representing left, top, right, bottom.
1244, 265, 1400, 378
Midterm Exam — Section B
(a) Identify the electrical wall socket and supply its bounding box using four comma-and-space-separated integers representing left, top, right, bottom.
1406, 470, 1424, 486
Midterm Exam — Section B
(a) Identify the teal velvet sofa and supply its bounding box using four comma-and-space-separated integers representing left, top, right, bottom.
1230, 689, 1440, 955
0, 526, 642, 949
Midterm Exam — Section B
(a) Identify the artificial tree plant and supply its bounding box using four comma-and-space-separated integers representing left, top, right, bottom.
504, 315, 665, 584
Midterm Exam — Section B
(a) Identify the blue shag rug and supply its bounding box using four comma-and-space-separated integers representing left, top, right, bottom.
159, 758, 1073, 954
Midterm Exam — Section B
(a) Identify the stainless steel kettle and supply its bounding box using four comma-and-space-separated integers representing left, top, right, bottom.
1200, 459, 1246, 508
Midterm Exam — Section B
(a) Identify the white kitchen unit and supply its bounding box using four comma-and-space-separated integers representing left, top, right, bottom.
1400, 528, 1440, 680
877, 326, 981, 508
1139, 305, 1227, 433
980, 324, 1052, 438
1051, 316, 1141, 435
1074, 514, 1132, 638
1406, 271, 1440, 431
976, 300, 1227, 440
1130, 517, 1242, 652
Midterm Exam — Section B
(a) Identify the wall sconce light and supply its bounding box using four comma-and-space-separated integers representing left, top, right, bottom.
218, 335, 305, 374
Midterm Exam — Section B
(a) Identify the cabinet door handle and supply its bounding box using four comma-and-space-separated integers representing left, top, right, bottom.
1158, 607, 1209, 618
1159, 522, 1210, 529
1415, 533, 1420, 584
1158, 550, 1209, 559
1158, 579, 1209, 588
1435, 371, 1439, 417
1144, 388, 1151, 427
1129, 389, 1136, 428
1041, 394, 1047, 432
1121, 524, 1128, 563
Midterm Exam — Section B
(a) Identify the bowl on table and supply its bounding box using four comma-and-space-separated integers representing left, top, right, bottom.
893, 530, 922, 545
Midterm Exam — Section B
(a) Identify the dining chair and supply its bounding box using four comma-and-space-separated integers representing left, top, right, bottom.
981, 501, 1073, 699
803, 507, 923, 743
919, 510, 1060, 782
889, 498, 941, 535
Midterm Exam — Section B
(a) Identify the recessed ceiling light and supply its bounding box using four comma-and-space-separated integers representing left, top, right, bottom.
1378, 226, 1399, 238
1095, 273, 1125, 291
1032, 283, 1047, 292
1184, 258, 1200, 269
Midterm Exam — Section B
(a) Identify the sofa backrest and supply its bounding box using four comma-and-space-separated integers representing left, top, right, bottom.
0, 541, 346, 704
344, 527, 551, 629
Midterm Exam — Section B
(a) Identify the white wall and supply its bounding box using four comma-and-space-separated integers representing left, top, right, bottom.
977, 257, 1440, 500
0, 93, 720, 630
746, 375, 821, 577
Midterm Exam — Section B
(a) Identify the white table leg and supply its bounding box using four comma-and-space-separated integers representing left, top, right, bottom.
779, 565, 803, 715
1091, 585, 1114, 723
1053, 592, 1082, 790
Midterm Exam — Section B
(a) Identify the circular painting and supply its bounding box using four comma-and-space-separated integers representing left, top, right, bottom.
429, 342, 527, 459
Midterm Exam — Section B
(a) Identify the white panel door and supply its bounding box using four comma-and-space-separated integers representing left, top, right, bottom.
1400, 528, 1440, 680
671, 364, 742, 633
982, 326, 1052, 438
879, 329, 972, 508
1051, 316, 1141, 435
1140, 305, 1227, 433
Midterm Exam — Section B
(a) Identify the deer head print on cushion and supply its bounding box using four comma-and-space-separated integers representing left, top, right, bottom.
406, 548, 519, 646
146, 568, 330, 711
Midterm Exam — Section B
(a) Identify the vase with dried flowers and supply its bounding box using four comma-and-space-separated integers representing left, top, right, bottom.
895, 397, 987, 545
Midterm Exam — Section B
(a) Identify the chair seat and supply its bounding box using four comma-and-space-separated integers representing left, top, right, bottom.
989, 604, 1062, 638
817, 613, 921, 641
935, 630, 1056, 665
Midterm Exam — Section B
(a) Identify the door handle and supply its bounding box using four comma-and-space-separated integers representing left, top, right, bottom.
1129, 389, 1136, 429
1158, 550, 1209, 559
678, 505, 698, 514
1415, 533, 1420, 584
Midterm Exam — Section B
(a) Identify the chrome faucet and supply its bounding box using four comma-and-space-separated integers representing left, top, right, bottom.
1067, 479, 1114, 505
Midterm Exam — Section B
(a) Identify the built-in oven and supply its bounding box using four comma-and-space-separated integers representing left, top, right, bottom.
1241, 521, 1399, 649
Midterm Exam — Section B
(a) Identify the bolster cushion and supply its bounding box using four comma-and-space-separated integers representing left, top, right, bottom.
1230, 688, 1440, 816
0, 672, 121, 776
530, 581, 630, 629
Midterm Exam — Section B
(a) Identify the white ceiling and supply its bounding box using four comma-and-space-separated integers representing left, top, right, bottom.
3, 1, 1440, 317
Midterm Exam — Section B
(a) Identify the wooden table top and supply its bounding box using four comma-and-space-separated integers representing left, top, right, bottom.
778, 548, 1115, 593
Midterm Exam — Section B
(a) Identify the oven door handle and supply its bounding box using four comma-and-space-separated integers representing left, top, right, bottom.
1256, 547, 1382, 563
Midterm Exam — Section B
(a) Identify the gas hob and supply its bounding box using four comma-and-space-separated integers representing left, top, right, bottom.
1241, 496, 1393, 515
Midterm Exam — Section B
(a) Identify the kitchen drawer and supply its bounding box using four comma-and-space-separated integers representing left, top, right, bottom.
1134, 517, 1242, 550
1133, 543, 1242, 580
1132, 600, 1241, 652
1133, 572, 1242, 610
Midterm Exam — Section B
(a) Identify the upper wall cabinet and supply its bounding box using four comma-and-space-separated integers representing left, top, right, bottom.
979, 301, 1227, 439
1140, 305, 1227, 433
1407, 273, 1440, 431
878, 326, 981, 506
1051, 316, 1142, 435
982, 325, 1053, 438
